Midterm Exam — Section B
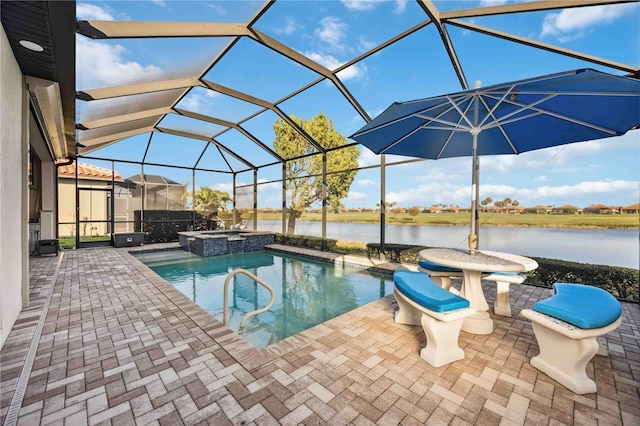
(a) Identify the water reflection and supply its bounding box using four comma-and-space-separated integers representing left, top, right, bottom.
142, 251, 394, 348
257, 220, 639, 269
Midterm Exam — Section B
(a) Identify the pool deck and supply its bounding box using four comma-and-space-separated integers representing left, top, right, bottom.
1, 244, 639, 425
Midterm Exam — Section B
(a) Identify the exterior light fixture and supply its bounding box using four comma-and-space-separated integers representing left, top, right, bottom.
19, 40, 44, 52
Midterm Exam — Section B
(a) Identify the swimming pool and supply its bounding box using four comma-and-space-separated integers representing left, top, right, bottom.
134, 250, 394, 348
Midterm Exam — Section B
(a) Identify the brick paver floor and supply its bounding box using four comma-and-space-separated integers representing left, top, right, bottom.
1, 246, 638, 425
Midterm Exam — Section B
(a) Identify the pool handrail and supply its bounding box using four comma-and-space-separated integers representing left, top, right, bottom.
223, 268, 276, 329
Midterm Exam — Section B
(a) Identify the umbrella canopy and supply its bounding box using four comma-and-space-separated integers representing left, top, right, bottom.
350, 68, 640, 252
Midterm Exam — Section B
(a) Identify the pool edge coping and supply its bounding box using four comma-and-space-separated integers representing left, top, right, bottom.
121, 243, 418, 371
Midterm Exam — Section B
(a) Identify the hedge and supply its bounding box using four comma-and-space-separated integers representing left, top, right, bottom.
134, 210, 219, 243
272, 236, 639, 302
365, 243, 638, 302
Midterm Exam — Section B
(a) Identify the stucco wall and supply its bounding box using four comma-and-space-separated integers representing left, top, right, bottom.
58, 179, 111, 238
0, 26, 27, 348
28, 113, 57, 240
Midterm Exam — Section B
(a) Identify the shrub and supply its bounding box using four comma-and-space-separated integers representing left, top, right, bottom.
525, 257, 638, 301
335, 240, 367, 254
408, 207, 421, 216
274, 234, 337, 251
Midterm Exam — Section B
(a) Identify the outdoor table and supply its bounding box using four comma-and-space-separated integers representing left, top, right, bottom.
418, 248, 538, 335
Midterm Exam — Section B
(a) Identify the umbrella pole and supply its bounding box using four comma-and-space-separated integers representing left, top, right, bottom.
469, 131, 480, 253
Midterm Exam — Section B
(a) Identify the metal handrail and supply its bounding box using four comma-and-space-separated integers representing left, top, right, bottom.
223, 269, 275, 329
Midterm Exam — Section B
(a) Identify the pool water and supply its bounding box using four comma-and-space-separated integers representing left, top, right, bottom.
134, 250, 394, 348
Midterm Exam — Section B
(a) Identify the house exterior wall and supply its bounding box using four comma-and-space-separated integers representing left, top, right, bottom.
0, 26, 28, 349
28, 113, 57, 240
58, 178, 111, 238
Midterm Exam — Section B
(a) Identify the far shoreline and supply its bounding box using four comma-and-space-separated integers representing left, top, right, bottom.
254, 211, 640, 231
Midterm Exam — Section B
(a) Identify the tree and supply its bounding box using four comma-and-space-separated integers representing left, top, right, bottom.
408, 206, 421, 217
273, 112, 359, 233
480, 197, 492, 212
186, 187, 232, 215
502, 197, 512, 213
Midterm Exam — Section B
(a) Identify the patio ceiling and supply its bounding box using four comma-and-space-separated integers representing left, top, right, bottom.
1, 1, 76, 160
74, 0, 639, 174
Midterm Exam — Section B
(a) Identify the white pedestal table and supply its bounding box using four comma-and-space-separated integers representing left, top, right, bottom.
419, 248, 538, 335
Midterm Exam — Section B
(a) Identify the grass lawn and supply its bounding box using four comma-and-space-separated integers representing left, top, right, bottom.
59, 236, 111, 249
257, 211, 639, 229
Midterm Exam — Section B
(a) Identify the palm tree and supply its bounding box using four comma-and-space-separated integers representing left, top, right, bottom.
187, 187, 232, 213
480, 197, 493, 212
502, 197, 512, 213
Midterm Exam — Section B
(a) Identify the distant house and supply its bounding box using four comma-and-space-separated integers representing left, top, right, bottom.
524, 205, 551, 214
443, 206, 460, 213
621, 203, 640, 214
508, 205, 525, 214
58, 162, 122, 238
552, 204, 581, 214
123, 174, 187, 211
425, 206, 442, 214
584, 203, 616, 214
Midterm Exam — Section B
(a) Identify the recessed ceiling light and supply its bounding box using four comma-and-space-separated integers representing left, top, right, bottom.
19, 40, 44, 52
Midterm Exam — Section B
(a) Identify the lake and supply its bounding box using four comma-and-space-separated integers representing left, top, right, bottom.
256, 220, 639, 270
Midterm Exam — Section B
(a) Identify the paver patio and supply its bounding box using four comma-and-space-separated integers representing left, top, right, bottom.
1, 245, 638, 425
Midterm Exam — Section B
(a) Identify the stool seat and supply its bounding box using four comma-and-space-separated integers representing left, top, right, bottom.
393, 270, 474, 367
417, 259, 462, 273
394, 270, 469, 313
522, 283, 622, 394
533, 283, 621, 329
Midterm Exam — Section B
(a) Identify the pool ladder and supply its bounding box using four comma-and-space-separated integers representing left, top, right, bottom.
223, 269, 275, 328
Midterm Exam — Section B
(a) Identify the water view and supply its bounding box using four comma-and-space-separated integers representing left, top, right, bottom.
257, 220, 639, 270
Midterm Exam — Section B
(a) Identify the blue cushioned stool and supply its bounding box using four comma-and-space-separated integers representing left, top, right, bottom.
521, 283, 622, 394
393, 271, 475, 367
417, 260, 526, 317
416, 260, 464, 291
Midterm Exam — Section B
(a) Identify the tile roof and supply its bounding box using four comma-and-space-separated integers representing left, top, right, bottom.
57, 161, 121, 181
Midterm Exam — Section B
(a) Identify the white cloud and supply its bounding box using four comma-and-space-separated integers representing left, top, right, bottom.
76, 37, 164, 89
256, 179, 281, 192
345, 191, 368, 201
180, 89, 220, 112
534, 180, 638, 199
315, 16, 348, 51
304, 51, 366, 80
341, 0, 379, 12
305, 51, 343, 70
76, 3, 114, 20
358, 147, 381, 167
393, 0, 408, 15
541, 4, 638, 40
480, 0, 509, 6
355, 178, 377, 187
337, 63, 366, 80
275, 17, 302, 35
534, 175, 549, 182
384, 178, 639, 208
212, 182, 233, 193
358, 36, 377, 51
386, 181, 470, 206
151, 0, 167, 7
206, 3, 228, 15
481, 131, 640, 175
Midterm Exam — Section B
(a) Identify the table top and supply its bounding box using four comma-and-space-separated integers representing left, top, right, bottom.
419, 248, 538, 273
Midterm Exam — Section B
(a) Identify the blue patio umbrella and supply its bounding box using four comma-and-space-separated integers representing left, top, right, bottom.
350, 68, 640, 253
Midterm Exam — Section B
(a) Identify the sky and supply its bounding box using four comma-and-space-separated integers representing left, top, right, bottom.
75, 0, 640, 210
